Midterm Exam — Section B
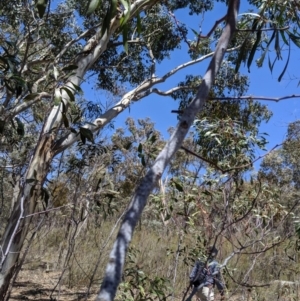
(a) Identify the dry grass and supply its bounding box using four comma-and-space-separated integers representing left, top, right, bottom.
8, 211, 300, 301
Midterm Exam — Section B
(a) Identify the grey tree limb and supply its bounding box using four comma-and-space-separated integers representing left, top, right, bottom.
95, 1, 240, 301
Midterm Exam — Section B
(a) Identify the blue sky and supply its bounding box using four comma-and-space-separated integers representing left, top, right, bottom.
85, 1, 300, 169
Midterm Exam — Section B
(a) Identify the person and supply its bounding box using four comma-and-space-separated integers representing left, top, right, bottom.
188, 245, 225, 301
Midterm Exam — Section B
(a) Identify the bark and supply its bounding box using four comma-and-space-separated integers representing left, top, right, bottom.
95, 1, 240, 301
0, 0, 158, 297
0, 132, 54, 299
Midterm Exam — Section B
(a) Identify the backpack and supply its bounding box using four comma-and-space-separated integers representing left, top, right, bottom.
190, 261, 206, 286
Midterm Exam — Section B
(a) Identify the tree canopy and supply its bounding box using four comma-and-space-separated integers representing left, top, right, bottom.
1, 0, 300, 300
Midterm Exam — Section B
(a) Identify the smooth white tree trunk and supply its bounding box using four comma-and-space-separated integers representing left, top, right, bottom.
96, 1, 240, 301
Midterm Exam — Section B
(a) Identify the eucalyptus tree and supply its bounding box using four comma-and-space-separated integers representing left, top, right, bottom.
259, 120, 300, 201
0, 0, 299, 299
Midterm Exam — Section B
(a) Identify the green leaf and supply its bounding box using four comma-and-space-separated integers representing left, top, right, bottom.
259, 29, 276, 70
61, 100, 67, 113
278, 39, 290, 82
266, 28, 276, 49
36, 0, 48, 18
138, 143, 143, 153
62, 114, 69, 128
268, 55, 277, 74
11, 75, 27, 86
54, 88, 62, 106
26, 178, 37, 184
247, 28, 262, 72
6, 58, 17, 73
256, 46, 268, 68
124, 141, 132, 150
0, 120, 5, 134
149, 134, 157, 144
73, 115, 81, 124
122, 24, 129, 54
79, 127, 94, 143
136, 14, 142, 36
101, 0, 118, 37
87, 0, 101, 15
24, 93, 39, 101
61, 87, 75, 102
80, 133, 86, 144
279, 30, 289, 46
274, 30, 281, 59
62, 64, 79, 71
119, 0, 131, 27
287, 31, 300, 48
41, 187, 50, 208
1, 46, 10, 55
70, 82, 83, 94
4, 80, 14, 92
15, 117, 25, 136
172, 180, 183, 192
191, 28, 199, 37
235, 39, 248, 73
0, 56, 9, 71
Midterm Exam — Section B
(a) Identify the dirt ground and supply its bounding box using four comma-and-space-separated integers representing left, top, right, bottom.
9, 269, 98, 301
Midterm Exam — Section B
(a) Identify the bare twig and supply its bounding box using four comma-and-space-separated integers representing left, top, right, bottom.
21, 204, 70, 219
225, 266, 271, 288
149, 89, 300, 103
84, 210, 126, 300
238, 25, 289, 32
200, 15, 227, 39
211, 94, 300, 102
181, 284, 192, 301
181, 143, 284, 174
168, 11, 191, 48
181, 146, 224, 172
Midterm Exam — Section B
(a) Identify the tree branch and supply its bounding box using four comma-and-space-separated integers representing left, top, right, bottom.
181, 142, 283, 174
212, 94, 300, 102
95, 1, 240, 301
5, 92, 51, 121
237, 25, 289, 32
146, 41, 156, 78
52, 45, 239, 154
55, 23, 102, 64
200, 15, 227, 39
48, 0, 160, 135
